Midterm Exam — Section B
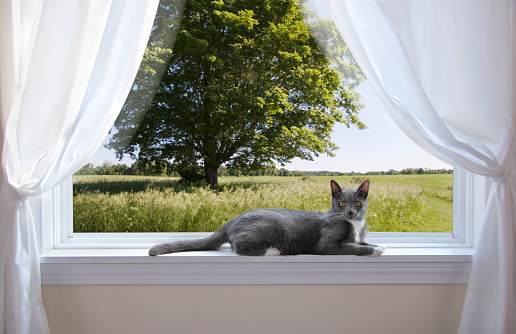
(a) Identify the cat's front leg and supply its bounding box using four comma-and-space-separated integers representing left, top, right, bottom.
320, 242, 384, 257
353, 243, 384, 257
359, 241, 386, 253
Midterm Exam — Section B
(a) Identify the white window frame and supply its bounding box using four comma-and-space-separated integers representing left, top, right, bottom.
35, 167, 486, 285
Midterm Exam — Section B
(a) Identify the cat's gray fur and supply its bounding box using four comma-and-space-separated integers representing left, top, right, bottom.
149, 180, 385, 257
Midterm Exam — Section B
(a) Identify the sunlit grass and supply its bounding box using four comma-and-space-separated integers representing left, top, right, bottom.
73, 174, 453, 233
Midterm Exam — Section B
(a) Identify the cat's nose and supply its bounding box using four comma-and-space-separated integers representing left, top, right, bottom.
347, 211, 354, 217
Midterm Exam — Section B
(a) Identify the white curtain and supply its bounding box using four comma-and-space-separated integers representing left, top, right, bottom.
0, 0, 159, 333
323, 0, 515, 333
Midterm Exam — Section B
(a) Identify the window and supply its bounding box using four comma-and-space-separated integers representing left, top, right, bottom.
36, 0, 486, 285
72, 0, 453, 235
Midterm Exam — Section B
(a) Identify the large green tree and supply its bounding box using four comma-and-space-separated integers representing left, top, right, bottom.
109, 0, 365, 188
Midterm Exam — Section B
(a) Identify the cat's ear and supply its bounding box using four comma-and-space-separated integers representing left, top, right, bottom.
357, 180, 369, 198
330, 180, 343, 198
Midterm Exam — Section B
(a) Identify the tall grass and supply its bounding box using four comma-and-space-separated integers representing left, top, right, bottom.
73, 175, 453, 233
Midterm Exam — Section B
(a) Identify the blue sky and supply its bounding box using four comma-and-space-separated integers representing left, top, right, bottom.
87, 80, 451, 173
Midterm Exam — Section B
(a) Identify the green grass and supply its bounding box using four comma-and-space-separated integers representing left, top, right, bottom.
73, 174, 453, 233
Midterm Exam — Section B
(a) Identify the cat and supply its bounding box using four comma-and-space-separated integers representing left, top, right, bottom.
148, 179, 385, 257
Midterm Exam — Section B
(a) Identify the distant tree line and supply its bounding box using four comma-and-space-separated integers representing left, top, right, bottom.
75, 162, 136, 176
75, 162, 452, 177
363, 168, 452, 175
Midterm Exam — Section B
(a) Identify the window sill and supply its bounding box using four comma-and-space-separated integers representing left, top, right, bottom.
39, 245, 473, 285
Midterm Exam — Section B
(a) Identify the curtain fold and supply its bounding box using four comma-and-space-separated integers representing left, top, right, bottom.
0, 0, 159, 333
323, 0, 516, 333
460, 176, 516, 333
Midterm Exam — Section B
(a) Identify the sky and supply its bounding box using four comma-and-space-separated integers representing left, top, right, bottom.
87, 80, 451, 173
281, 81, 452, 173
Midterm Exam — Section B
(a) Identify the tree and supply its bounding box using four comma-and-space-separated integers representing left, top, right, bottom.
108, 0, 365, 188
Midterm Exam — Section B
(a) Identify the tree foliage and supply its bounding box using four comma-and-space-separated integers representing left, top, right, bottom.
108, 0, 365, 187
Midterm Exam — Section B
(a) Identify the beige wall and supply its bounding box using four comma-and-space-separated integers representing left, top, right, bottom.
42, 284, 466, 334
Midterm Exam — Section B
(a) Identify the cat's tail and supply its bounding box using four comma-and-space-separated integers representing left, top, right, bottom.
148, 225, 229, 256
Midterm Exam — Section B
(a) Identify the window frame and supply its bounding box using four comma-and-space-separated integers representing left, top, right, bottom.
35, 167, 485, 285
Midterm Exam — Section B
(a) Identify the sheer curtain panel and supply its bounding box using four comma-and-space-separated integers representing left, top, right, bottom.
0, 1, 159, 333
323, 0, 515, 333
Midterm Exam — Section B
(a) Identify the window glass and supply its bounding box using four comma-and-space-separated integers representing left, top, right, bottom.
73, 0, 452, 234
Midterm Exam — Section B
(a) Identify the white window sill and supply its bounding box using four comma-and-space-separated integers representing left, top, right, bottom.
39, 244, 473, 285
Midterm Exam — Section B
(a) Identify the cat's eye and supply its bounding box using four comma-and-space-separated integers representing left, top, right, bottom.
355, 202, 362, 207
339, 202, 346, 207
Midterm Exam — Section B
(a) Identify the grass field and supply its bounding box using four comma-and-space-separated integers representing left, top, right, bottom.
73, 174, 453, 233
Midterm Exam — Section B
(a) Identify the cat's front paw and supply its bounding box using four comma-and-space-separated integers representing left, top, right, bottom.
377, 244, 386, 251
369, 246, 384, 258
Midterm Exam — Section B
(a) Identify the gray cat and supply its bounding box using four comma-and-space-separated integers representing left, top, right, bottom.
149, 180, 385, 257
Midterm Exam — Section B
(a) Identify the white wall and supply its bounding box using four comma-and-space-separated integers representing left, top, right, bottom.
42, 284, 467, 334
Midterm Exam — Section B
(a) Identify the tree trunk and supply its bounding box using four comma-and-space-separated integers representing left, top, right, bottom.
204, 163, 219, 189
